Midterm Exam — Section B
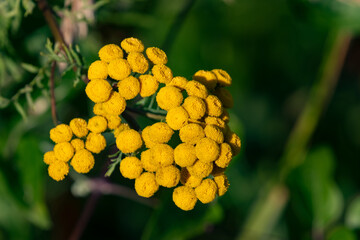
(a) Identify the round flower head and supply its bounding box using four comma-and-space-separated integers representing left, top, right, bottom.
195, 137, 220, 163
108, 58, 131, 80
151, 143, 174, 167
98, 44, 123, 63
152, 64, 173, 84
88, 60, 108, 80
141, 149, 159, 172
205, 95, 223, 117
166, 106, 189, 130
185, 80, 208, 99
93, 103, 107, 116
71, 149, 95, 174
54, 142, 74, 162
174, 143, 197, 167
141, 126, 157, 148
148, 122, 174, 144
195, 179, 217, 204
182, 96, 206, 120
71, 139, 85, 152
205, 117, 226, 131
173, 186, 197, 211
214, 174, 229, 196
204, 124, 224, 144
44, 151, 57, 165
87, 116, 108, 133
85, 132, 106, 154
127, 52, 149, 74
116, 129, 143, 153
113, 123, 130, 138
215, 88, 233, 109
70, 118, 88, 138
180, 168, 202, 188
156, 165, 180, 188
146, 47, 168, 65
193, 70, 217, 90
121, 37, 144, 53
167, 76, 188, 90
187, 160, 213, 179
102, 91, 126, 116
179, 123, 205, 145
156, 86, 183, 111
135, 172, 159, 198
117, 76, 140, 100
48, 160, 69, 181
225, 131, 241, 156
105, 115, 121, 130
85, 79, 112, 103
220, 109, 230, 123
212, 69, 232, 87
138, 74, 159, 97
120, 156, 143, 179
215, 143, 233, 168
50, 124, 73, 143
211, 164, 226, 176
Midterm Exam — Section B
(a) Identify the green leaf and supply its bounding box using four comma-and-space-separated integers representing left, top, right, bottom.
0, 95, 10, 108
22, 0, 35, 16
326, 226, 356, 240
21, 62, 39, 73
345, 196, 360, 229
13, 101, 27, 121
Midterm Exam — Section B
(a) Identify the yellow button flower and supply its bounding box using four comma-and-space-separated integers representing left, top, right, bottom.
180, 168, 202, 188
193, 70, 217, 90
120, 156, 143, 179
204, 124, 224, 144
71, 149, 95, 174
215, 88, 233, 108
167, 76, 188, 90
141, 149, 159, 172
98, 44, 123, 63
85, 132, 106, 154
44, 151, 57, 165
195, 137, 220, 162
141, 126, 157, 148
156, 86, 183, 111
85, 79, 112, 103
113, 123, 130, 138
105, 115, 121, 130
151, 143, 174, 166
156, 165, 180, 188
117, 76, 140, 100
93, 103, 107, 116
127, 52, 149, 74
116, 129, 143, 153
174, 143, 197, 167
214, 174, 229, 196
166, 106, 189, 130
146, 47, 168, 65
102, 91, 126, 116
179, 123, 205, 145
135, 172, 159, 198
69, 118, 88, 138
211, 164, 226, 176
225, 131, 241, 156
148, 122, 173, 144
50, 124, 73, 143
138, 74, 159, 97
212, 69, 232, 87
88, 60, 108, 80
204, 116, 226, 131
48, 160, 69, 181
205, 95, 223, 117
195, 179, 217, 204
152, 64, 173, 84
215, 143, 233, 168
71, 138, 85, 152
182, 96, 206, 120
185, 80, 208, 99
220, 109, 230, 123
172, 186, 197, 211
108, 58, 131, 80
88, 115, 108, 133
121, 37, 144, 53
54, 142, 75, 162
187, 160, 213, 179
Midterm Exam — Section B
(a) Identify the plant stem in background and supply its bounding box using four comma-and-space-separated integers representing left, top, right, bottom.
237, 29, 352, 240
50, 61, 58, 125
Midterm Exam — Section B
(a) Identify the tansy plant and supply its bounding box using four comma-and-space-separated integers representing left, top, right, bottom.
43, 37, 241, 211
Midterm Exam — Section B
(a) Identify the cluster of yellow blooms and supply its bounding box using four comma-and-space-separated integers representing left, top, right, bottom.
43, 37, 241, 211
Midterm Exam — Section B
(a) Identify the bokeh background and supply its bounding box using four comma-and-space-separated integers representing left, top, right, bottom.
1, 0, 360, 239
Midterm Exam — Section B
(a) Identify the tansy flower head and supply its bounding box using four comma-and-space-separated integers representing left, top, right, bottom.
71, 149, 95, 174
116, 129, 143, 153
195, 179, 217, 204
71, 138, 85, 152
225, 131, 241, 156
108, 58, 131, 80
88, 60, 108, 80
88, 115, 108, 133
44, 151, 57, 165
185, 80, 208, 99
141, 149, 159, 172
117, 76, 140, 100
146, 47, 168, 65
195, 137, 220, 163
182, 96, 206, 120
187, 160, 213, 179
135, 172, 159, 198
205, 116, 226, 131
172, 186, 197, 211
50, 124, 73, 143
214, 174, 229, 196
98, 44, 123, 62
102, 91, 126, 116
141, 126, 157, 148
156, 86, 183, 111
85, 132, 106, 154
85, 79, 112, 103
155, 165, 180, 188
152, 64, 173, 84
93, 103, 107, 116
215, 143, 233, 168
138, 74, 159, 97
215, 88, 234, 109
174, 143, 197, 167
204, 124, 224, 144
211, 164, 226, 176
167, 76, 188, 90
48, 160, 69, 181
54, 142, 74, 162
193, 70, 217, 90
121, 37, 144, 53
70, 118, 88, 138
120, 156, 143, 179
179, 123, 205, 145
180, 168, 202, 188
105, 115, 121, 130
220, 109, 230, 123
148, 122, 174, 144
113, 123, 130, 138
212, 69, 232, 87
166, 106, 189, 130
205, 95, 223, 117
127, 52, 149, 74
151, 143, 174, 167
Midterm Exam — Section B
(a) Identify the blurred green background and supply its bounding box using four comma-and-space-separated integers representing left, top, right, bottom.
1, 0, 360, 239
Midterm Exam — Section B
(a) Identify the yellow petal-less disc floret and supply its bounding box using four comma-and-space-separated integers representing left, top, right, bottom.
113, 123, 130, 138
166, 106, 189, 130
120, 156, 143, 179
156, 165, 180, 188
195, 178, 217, 204
108, 58, 131, 80
204, 125, 224, 144
116, 129, 143, 153
54, 142, 74, 162
180, 168, 202, 188
71, 149, 95, 174
187, 160, 213, 179
148, 122, 174, 144
215, 88, 233, 108
185, 80, 208, 99
193, 70, 217, 90
71, 139, 85, 152
117, 76, 140, 100
50, 124, 73, 143
146, 47, 168, 65
121, 37, 144, 53
179, 123, 205, 145
44, 151, 57, 165
93, 103, 107, 116
225, 131, 241, 156
141, 149, 159, 172
174, 143, 197, 167
205, 116, 226, 131
138, 74, 159, 97
105, 115, 121, 130
172, 186, 197, 211
151, 143, 174, 167
152, 64, 173, 84
182, 96, 206, 120
135, 172, 159, 198
156, 86, 183, 111
85, 79, 112, 103
214, 174, 229, 196
141, 126, 157, 148
127, 52, 149, 74
85, 132, 106, 154
215, 143, 233, 168
212, 69, 232, 87
102, 91, 126, 116
98, 44, 123, 63
87, 115, 108, 133
48, 160, 69, 181
195, 137, 220, 163
70, 118, 88, 138
205, 95, 223, 117
167, 76, 188, 90
88, 60, 108, 80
